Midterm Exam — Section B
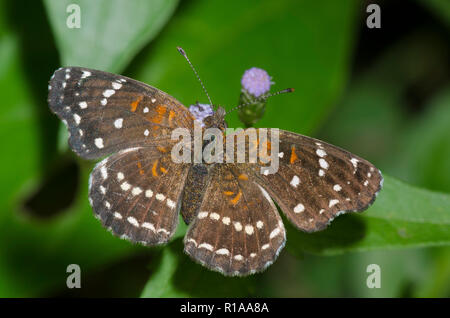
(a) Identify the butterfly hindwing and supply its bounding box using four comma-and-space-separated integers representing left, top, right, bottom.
242, 129, 383, 232
184, 164, 286, 276
48, 67, 194, 159
89, 146, 190, 245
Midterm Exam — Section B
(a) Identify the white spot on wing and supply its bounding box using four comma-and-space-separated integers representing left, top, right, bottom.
81, 70, 91, 78
216, 248, 230, 255
112, 82, 122, 90
316, 149, 327, 157
145, 189, 153, 198
127, 217, 139, 227
198, 243, 213, 251
100, 166, 108, 180
114, 118, 123, 129
270, 228, 281, 239
245, 225, 254, 235
120, 182, 131, 191
131, 187, 142, 196
167, 199, 176, 209
95, 138, 104, 149
142, 222, 155, 231
319, 158, 329, 169
294, 203, 305, 213
209, 212, 220, 220
290, 175, 300, 188
329, 199, 339, 207
198, 211, 208, 219
73, 114, 81, 125
103, 89, 115, 97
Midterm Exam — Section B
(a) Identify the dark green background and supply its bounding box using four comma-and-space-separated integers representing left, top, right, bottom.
0, 0, 449, 297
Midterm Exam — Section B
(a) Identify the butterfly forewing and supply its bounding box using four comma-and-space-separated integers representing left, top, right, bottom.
184, 164, 286, 276
241, 129, 383, 232
89, 146, 190, 245
48, 67, 194, 159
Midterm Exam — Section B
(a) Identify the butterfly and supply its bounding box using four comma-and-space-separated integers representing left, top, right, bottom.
48, 65, 383, 276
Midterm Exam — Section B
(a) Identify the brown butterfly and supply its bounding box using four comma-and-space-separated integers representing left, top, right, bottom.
48, 61, 382, 276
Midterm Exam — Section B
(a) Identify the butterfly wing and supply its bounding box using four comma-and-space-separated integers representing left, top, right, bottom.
89, 146, 190, 245
184, 164, 286, 276
232, 129, 383, 233
48, 67, 194, 159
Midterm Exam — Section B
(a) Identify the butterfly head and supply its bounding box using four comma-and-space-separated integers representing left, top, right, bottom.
203, 106, 227, 131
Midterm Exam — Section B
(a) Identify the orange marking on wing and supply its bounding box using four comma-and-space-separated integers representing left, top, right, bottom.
157, 146, 167, 153
150, 105, 167, 124
238, 174, 248, 180
156, 105, 167, 115
259, 140, 271, 151
223, 191, 234, 196
168, 110, 175, 124
137, 162, 145, 175
130, 96, 143, 112
160, 166, 168, 174
230, 191, 242, 205
259, 141, 272, 161
290, 145, 298, 164
152, 160, 159, 177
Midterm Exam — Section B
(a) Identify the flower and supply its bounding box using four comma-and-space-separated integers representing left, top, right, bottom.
241, 67, 273, 98
188, 102, 214, 127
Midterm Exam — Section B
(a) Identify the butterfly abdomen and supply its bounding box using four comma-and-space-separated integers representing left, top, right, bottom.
181, 163, 212, 224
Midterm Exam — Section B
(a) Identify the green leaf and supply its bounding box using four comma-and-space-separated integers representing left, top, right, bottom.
141, 239, 262, 297
44, 0, 179, 73
417, 0, 450, 30
287, 175, 450, 256
391, 87, 450, 193
130, 0, 359, 134
0, 165, 142, 297
0, 33, 40, 221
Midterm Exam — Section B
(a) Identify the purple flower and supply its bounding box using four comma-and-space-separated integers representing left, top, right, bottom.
241, 67, 273, 97
189, 103, 214, 127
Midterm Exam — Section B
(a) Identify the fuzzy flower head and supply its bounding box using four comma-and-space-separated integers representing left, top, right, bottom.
188, 102, 214, 127
241, 67, 273, 98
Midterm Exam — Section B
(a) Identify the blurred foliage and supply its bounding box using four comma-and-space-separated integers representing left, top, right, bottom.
0, 0, 448, 297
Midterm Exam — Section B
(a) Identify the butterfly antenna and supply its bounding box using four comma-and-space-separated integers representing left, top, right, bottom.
226, 88, 294, 115
177, 46, 213, 107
